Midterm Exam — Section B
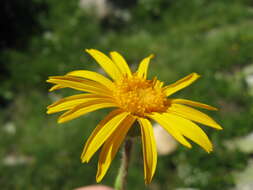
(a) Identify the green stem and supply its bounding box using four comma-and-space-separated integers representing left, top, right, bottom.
114, 138, 133, 190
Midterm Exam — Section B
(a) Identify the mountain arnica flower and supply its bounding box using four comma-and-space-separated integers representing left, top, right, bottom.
47, 49, 222, 184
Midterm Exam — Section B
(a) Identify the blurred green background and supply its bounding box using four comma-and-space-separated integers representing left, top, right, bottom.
1, 0, 253, 189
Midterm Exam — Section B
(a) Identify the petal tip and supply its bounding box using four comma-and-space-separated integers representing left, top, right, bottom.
46, 110, 52, 114
183, 141, 192, 149
96, 175, 103, 183
110, 51, 117, 54
144, 178, 152, 185
213, 123, 223, 130
217, 125, 223, 130
205, 144, 213, 153
193, 72, 201, 77
207, 148, 213, 154
81, 155, 88, 163
46, 104, 52, 109
81, 154, 90, 163
85, 49, 94, 54
57, 118, 65, 124
85, 48, 97, 53
149, 54, 155, 59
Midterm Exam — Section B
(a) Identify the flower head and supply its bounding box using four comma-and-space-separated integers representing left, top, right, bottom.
47, 49, 222, 184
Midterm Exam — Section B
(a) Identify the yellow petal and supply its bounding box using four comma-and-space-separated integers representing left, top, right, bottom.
168, 104, 222, 130
136, 54, 154, 79
110, 51, 132, 77
170, 98, 218, 111
47, 94, 111, 114
49, 84, 64, 91
148, 113, 192, 149
138, 118, 157, 184
47, 76, 111, 95
163, 113, 213, 153
96, 115, 136, 182
164, 73, 200, 96
154, 80, 164, 89
81, 109, 123, 159
58, 100, 117, 123
81, 111, 129, 162
86, 49, 122, 81
67, 70, 115, 90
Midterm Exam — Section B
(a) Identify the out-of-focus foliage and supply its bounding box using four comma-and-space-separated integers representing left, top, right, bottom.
1, 0, 253, 189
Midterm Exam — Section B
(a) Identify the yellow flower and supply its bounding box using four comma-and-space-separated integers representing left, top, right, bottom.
47, 49, 222, 184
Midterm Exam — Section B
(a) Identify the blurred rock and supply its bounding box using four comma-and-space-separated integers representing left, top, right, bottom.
79, 0, 131, 22
153, 124, 178, 155
224, 131, 253, 153
79, 0, 110, 19
233, 183, 253, 190
3, 122, 16, 135
242, 64, 253, 96
3, 154, 34, 166
113, 9, 131, 22
177, 162, 210, 186
75, 185, 113, 190
232, 159, 253, 190
43, 31, 53, 41
215, 69, 244, 92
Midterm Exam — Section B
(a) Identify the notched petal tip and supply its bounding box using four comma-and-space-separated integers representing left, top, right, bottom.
81, 154, 92, 163
144, 179, 150, 185
144, 174, 155, 184
81, 158, 89, 164
81, 158, 88, 163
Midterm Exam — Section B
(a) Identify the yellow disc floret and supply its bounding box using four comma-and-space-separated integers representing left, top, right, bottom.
113, 74, 169, 117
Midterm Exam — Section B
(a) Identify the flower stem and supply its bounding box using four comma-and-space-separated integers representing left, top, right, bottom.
114, 138, 133, 190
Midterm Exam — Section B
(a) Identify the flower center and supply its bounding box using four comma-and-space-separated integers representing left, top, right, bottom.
113, 75, 169, 117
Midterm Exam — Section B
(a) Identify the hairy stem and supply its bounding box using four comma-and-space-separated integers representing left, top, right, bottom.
114, 138, 133, 190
